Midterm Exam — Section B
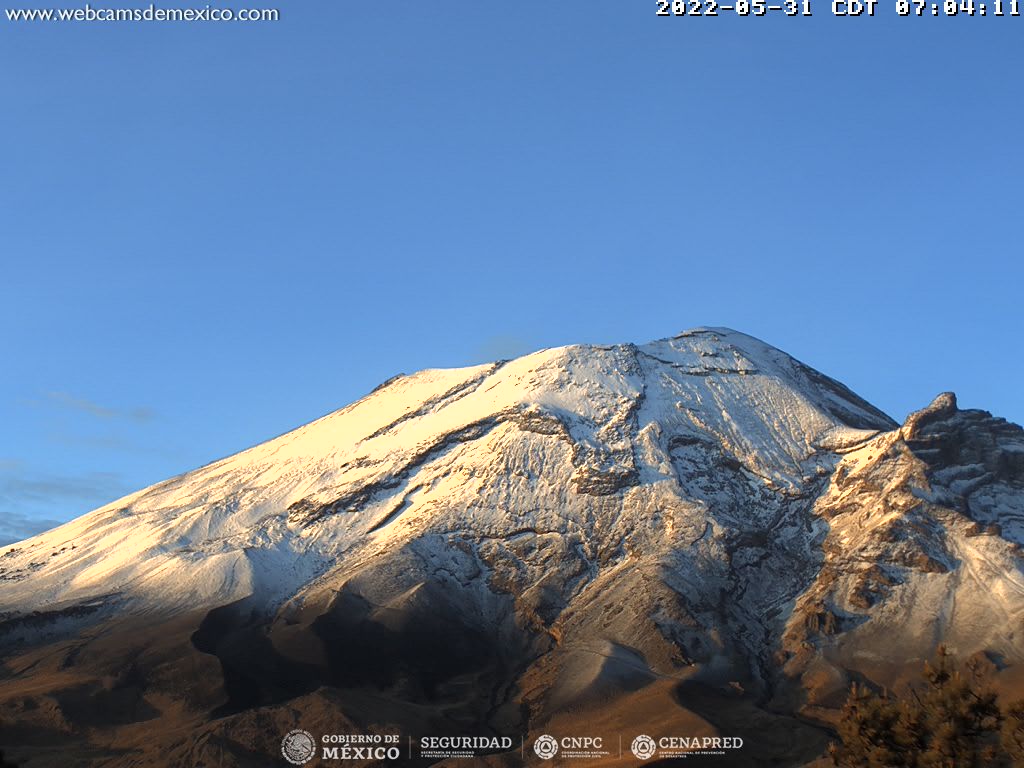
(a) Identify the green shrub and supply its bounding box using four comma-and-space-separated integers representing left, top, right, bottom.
830, 646, 1020, 767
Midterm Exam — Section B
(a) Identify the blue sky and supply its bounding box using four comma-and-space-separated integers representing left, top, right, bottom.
1, 2, 1021, 543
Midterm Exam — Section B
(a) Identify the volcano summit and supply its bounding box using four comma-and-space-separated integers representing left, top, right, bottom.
1, 328, 1022, 767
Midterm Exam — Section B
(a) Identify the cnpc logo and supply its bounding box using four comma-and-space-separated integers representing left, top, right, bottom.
533, 735, 559, 759
533, 734, 605, 760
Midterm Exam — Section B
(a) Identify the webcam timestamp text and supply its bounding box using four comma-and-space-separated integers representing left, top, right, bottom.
656, 0, 1019, 15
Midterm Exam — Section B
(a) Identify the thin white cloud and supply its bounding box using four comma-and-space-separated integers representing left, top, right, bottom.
0, 509, 64, 546
44, 391, 155, 423
0, 465, 129, 545
0, 470, 125, 503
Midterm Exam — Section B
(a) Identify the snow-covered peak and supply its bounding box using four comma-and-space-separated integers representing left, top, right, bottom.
0, 328, 895, 616
3, 329, 1022, 768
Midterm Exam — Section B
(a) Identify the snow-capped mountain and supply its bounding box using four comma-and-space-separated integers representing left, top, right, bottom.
1, 327, 1022, 767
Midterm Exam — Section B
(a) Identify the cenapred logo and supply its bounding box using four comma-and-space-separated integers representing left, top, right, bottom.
629, 734, 744, 760
533, 734, 559, 760
281, 729, 317, 765
631, 734, 657, 760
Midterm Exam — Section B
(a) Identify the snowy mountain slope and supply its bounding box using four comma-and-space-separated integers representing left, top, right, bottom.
0, 328, 891, 617
780, 392, 1024, 719
1, 327, 1021, 768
